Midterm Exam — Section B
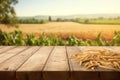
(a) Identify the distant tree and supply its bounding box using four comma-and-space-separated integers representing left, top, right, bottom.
0, 0, 18, 27
32, 18, 36, 21
108, 18, 113, 20
49, 16, 52, 21
98, 17, 104, 20
70, 19, 74, 22
56, 18, 62, 22
116, 17, 120, 19
84, 19, 89, 24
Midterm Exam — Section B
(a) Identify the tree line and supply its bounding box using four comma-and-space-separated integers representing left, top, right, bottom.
17, 18, 49, 24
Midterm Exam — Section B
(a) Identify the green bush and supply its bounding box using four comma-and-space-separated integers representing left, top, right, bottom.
0, 30, 25, 45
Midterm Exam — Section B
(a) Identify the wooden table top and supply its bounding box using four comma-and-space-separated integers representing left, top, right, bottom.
0, 46, 119, 80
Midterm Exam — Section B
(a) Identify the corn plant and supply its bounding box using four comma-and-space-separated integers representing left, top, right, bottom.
112, 31, 120, 46
67, 35, 79, 46
0, 29, 120, 46
26, 34, 38, 46
39, 33, 49, 46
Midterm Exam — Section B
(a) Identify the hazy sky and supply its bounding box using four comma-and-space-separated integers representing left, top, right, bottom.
15, 0, 120, 16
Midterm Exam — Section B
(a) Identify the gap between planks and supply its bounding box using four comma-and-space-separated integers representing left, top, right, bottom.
16, 46, 54, 80
42, 46, 70, 80
0, 46, 40, 80
0, 46, 16, 54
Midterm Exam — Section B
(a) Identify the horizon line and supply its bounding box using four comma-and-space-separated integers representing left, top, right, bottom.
16, 13, 120, 17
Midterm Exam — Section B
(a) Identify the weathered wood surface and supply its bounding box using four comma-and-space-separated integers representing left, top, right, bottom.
67, 47, 99, 80
17, 46, 53, 80
43, 46, 69, 80
0, 46, 119, 80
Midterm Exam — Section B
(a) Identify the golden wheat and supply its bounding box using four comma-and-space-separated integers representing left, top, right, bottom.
71, 49, 120, 71
1, 22, 120, 40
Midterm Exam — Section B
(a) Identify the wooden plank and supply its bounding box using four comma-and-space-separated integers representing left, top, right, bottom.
0, 46, 40, 80
100, 71, 120, 80
43, 46, 69, 80
78, 46, 108, 51
67, 46, 99, 80
16, 46, 54, 80
0, 46, 28, 63
77, 46, 120, 53
108, 46, 120, 52
0, 46, 3, 49
0, 46, 15, 54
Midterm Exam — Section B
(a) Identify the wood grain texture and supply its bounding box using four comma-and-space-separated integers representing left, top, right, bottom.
0, 46, 28, 63
0, 46, 3, 49
16, 46, 54, 80
43, 46, 69, 80
100, 71, 120, 80
67, 46, 99, 80
0, 46, 119, 80
0, 46, 15, 54
0, 47, 40, 80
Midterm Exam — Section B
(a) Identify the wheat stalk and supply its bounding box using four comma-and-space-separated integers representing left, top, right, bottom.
71, 49, 120, 71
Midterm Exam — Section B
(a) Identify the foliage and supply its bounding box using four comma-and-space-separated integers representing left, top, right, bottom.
0, 30, 25, 45
0, 0, 18, 27
49, 16, 52, 21
0, 30, 120, 46
17, 18, 49, 24
56, 18, 63, 22
67, 35, 79, 46
84, 19, 89, 24
112, 31, 120, 46
26, 34, 38, 46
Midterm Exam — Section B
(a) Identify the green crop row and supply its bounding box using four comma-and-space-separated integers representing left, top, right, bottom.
0, 30, 120, 46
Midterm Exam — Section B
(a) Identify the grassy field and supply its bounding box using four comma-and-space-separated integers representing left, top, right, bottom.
89, 19, 120, 24
75, 19, 120, 25
0, 22, 120, 40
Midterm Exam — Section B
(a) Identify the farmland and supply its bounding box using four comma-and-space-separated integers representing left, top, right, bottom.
75, 18, 120, 25
0, 22, 120, 40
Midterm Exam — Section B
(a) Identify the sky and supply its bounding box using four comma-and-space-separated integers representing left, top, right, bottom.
15, 0, 120, 16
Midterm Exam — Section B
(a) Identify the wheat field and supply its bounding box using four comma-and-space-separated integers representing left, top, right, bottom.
0, 22, 120, 40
